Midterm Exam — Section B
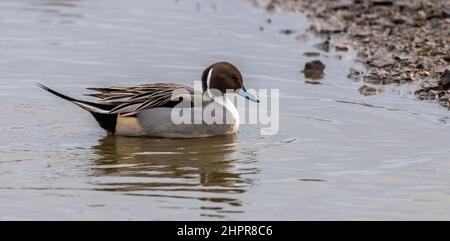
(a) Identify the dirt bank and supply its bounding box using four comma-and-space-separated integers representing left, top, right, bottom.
252, 0, 450, 108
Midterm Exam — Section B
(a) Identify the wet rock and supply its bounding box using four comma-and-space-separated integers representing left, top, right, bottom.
416, 88, 436, 100
319, 27, 347, 35
364, 68, 386, 84
442, 9, 450, 19
367, 56, 395, 68
303, 60, 326, 79
394, 55, 409, 62
335, 45, 349, 52
359, 85, 377, 96
381, 77, 397, 85
443, 55, 450, 63
392, 16, 409, 25
329, 0, 353, 10
357, 50, 369, 60
299, 178, 326, 182
279, 29, 296, 35
304, 60, 326, 72
266, 0, 281, 12
421, 69, 450, 92
347, 68, 362, 81
415, 58, 432, 70
365, 75, 382, 84
370, 0, 393, 6
438, 91, 448, 99
438, 69, 450, 90
303, 52, 320, 57
313, 37, 331, 52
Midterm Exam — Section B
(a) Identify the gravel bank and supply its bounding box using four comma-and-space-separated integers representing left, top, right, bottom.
253, 0, 450, 108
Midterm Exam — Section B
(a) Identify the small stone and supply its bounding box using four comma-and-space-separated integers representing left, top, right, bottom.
266, 1, 281, 12
366, 76, 381, 84
416, 58, 432, 70
443, 55, 450, 62
359, 85, 377, 96
442, 10, 450, 19
314, 37, 331, 52
438, 69, 450, 89
370, 0, 393, 6
392, 16, 408, 24
335, 45, 349, 52
303, 60, 326, 79
279, 29, 296, 35
367, 56, 395, 68
347, 68, 362, 81
319, 28, 346, 34
303, 52, 320, 57
329, 0, 353, 10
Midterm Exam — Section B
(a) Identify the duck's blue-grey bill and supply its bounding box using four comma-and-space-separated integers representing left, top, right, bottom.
238, 87, 259, 102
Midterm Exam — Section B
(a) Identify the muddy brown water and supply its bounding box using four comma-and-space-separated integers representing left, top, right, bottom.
1, 0, 450, 220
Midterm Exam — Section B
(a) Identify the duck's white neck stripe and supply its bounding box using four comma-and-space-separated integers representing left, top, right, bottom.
206, 67, 214, 89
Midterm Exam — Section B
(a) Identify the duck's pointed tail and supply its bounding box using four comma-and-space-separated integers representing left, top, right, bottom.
37, 83, 118, 133
36, 83, 113, 113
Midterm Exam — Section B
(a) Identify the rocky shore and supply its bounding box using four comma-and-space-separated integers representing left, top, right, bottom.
254, 0, 450, 108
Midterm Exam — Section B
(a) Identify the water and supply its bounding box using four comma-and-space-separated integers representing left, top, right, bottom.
1, 0, 450, 220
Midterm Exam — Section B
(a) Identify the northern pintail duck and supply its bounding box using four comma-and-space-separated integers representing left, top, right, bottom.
38, 61, 259, 138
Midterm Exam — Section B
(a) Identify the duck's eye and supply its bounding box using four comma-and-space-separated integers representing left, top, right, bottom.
230, 76, 238, 81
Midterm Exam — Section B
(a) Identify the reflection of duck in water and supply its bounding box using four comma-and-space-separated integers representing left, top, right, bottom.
91, 135, 256, 214
29, 0, 84, 21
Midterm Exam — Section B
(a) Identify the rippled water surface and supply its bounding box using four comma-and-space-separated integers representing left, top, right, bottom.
1, 0, 450, 220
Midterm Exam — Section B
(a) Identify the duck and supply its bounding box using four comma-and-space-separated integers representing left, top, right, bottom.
38, 61, 259, 138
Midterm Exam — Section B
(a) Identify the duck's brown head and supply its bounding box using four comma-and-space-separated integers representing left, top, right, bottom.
201, 61, 259, 102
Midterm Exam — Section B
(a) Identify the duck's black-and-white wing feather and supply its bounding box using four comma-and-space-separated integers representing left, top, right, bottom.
86, 83, 195, 116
